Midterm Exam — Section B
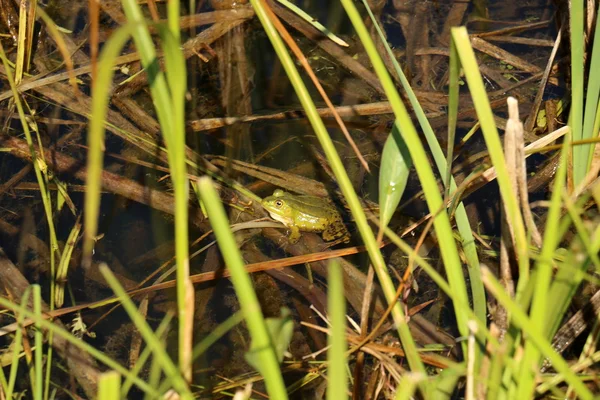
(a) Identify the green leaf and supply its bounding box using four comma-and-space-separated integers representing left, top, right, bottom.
245, 308, 294, 373
326, 260, 348, 400
276, 0, 349, 47
378, 121, 412, 235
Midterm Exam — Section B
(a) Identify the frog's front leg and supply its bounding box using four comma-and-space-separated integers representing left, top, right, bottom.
288, 226, 301, 243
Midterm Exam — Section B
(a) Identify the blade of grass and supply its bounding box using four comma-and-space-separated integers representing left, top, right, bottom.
582, 1, 600, 173
5, 287, 31, 399
0, 296, 158, 396
55, 217, 82, 307
516, 140, 569, 398
481, 267, 593, 399
99, 265, 193, 399
450, 27, 529, 300
0, 40, 58, 314
120, 0, 192, 379
326, 259, 348, 400
98, 371, 120, 400
84, 24, 136, 266
14, 0, 27, 85
570, 0, 586, 184
33, 285, 43, 400
197, 177, 287, 399
156, 22, 192, 382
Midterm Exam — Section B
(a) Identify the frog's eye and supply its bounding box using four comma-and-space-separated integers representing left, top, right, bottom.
275, 200, 283, 208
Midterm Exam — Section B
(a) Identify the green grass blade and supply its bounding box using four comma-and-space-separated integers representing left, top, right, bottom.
98, 371, 121, 400
450, 27, 529, 299
120, 0, 191, 378
583, 1, 600, 171
120, 1, 173, 135
197, 177, 287, 399
155, 23, 191, 380
33, 285, 43, 400
326, 259, 348, 400
55, 218, 82, 307
0, 296, 158, 396
100, 265, 193, 399
481, 268, 593, 399
84, 24, 135, 265
447, 38, 486, 333
516, 140, 569, 398
6, 287, 31, 399
544, 230, 587, 341
570, 0, 586, 184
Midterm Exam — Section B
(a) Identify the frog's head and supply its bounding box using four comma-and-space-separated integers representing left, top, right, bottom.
261, 190, 293, 224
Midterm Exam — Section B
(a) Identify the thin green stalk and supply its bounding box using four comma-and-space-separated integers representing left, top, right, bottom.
516, 140, 569, 398
120, 314, 173, 398
570, 0, 585, 184
0, 39, 58, 304
33, 285, 43, 400
120, 0, 191, 378
481, 268, 593, 399
583, 1, 600, 171
84, 24, 137, 265
100, 265, 193, 399
197, 177, 287, 399
156, 22, 191, 381
250, 0, 426, 379
5, 287, 31, 399
326, 260, 348, 400
98, 371, 121, 400
0, 296, 158, 396
450, 27, 529, 301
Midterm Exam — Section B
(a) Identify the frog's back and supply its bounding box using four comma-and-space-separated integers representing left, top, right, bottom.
292, 196, 334, 231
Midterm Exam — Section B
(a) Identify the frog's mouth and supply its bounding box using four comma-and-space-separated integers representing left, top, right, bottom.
267, 210, 292, 226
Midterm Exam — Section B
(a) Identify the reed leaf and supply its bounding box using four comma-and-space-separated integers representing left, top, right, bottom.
326, 259, 348, 400
197, 177, 288, 399
378, 121, 411, 238
570, 0, 585, 184
98, 371, 121, 400
84, 25, 136, 265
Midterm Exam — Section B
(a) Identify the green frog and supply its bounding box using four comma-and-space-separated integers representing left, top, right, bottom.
261, 189, 350, 244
